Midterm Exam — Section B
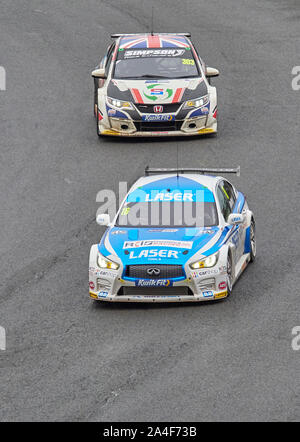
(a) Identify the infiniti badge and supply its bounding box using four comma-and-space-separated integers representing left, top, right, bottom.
147, 267, 161, 276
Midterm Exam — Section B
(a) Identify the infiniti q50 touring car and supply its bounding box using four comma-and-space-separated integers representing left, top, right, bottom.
89, 167, 256, 302
92, 33, 219, 137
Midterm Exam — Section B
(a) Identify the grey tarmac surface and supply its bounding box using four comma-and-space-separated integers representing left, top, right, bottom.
0, 0, 299, 421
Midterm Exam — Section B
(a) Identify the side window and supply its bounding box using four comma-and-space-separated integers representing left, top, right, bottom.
105, 43, 115, 76
98, 44, 113, 69
217, 183, 231, 222
222, 180, 236, 211
192, 44, 204, 76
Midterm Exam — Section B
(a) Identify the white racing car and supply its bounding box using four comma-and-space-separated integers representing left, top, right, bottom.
92, 33, 219, 137
89, 167, 256, 302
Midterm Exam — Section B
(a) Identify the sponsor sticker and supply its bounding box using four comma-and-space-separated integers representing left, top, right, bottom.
89, 281, 95, 290
124, 49, 185, 59
142, 114, 175, 122
123, 240, 193, 249
142, 82, 173, 102
108, 109, 116, 116
218, 281, 227, 290
198, 128, 215, 134
192, 269, 219, 278
96, 270, 118, 277
214, 291, 227, 299
144, 191, 194, 202
97, 291, 109, 299
111, 230, 127, 235
135, 279, 172, 287
150, 88, 164, 96
128, 249, 179, 259
202, 291, 214, 298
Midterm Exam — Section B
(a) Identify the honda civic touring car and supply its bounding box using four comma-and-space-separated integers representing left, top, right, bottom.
89, 167, 256, 302
92, 33, 219, 137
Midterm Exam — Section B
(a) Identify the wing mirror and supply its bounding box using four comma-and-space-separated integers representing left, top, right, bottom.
228, 213, 244, 225
91, 68, 106, 79
206, 67, 220, 78
96, 213, 111, 226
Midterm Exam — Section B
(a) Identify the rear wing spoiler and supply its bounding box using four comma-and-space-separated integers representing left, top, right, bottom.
111, 32, 191, 39
145, 166, 240, 177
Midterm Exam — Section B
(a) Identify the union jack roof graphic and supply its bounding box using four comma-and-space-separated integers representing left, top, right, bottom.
119, 34, 190, 49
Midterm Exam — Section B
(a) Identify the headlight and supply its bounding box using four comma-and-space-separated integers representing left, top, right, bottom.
107, 97, 133, 110
183, 95, 209, 109
189, 252, 219, 269
97, 252, 119, 270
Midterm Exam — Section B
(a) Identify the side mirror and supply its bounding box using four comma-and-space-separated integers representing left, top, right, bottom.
206, 67, 220, 78
91, 68, 106, 79
96, 213, 110, 226
228, 213, 244, 225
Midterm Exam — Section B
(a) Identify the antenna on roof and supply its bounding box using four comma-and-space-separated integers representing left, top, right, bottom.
151, 6, 154, 36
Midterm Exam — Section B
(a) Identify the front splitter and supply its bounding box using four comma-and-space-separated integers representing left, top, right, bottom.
89, 290, 227, 302
100, 127, 216, 137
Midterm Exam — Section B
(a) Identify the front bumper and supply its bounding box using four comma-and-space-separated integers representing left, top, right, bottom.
89, 264, 228, 303
98, 113, 217, 137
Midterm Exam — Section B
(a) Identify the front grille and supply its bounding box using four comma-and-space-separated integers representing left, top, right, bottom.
125, 264, 184, 279
118, 286, 193, 297
134, 121, 183, 132
135, 103, 181, 114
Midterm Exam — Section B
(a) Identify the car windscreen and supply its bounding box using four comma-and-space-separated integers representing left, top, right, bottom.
113, 47, 200, 79
115, 201, 218, 228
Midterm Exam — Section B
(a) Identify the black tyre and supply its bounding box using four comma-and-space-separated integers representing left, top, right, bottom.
96, 110, 101, 137
226, 253, 233, 297
250, 219, 256, 262
93, 79, 98, 116
95, 87, 102, 137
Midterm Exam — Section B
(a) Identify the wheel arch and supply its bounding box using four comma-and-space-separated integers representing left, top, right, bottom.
219, 243, 235, 281
89, 244, 99, 267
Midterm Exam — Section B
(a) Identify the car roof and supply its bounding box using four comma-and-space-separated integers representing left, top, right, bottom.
118, 34, 191, 50
130, 174, 220, 194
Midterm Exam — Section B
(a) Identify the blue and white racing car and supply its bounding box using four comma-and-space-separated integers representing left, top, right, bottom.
89, 167, 256, 302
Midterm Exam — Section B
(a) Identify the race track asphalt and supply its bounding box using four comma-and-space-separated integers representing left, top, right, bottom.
0, 0, 299, 421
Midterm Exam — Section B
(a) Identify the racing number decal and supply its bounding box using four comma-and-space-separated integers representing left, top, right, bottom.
222, 186, 230, 200
121, 207, 130, 216
182, 59, 195, 65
